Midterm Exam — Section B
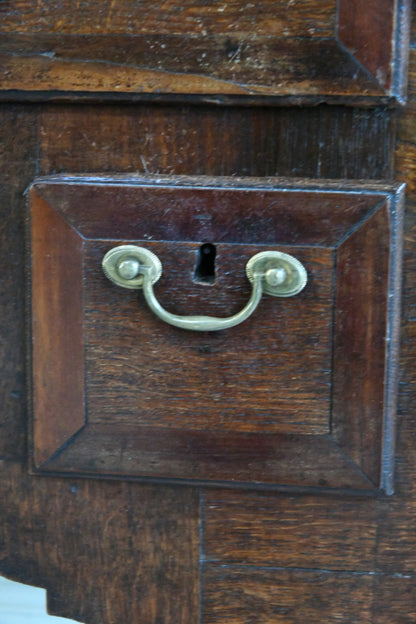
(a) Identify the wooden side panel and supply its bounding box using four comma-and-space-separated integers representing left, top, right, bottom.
30, 190, 85, 466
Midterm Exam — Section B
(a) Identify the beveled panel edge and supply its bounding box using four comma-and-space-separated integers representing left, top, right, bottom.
331, 189, 405, 493
337, 0, 411, 103
28, 187, 86, 468
30, 175, 392, 247
331, 204, 391, 487
35, 424, 377, 493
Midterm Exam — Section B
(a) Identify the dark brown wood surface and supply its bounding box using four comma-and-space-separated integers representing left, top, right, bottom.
0, 0, 409, 102
1, 3, 416, 622
37, 104, 396, 179
0, 0, 336, 36
338, 0, 396, 92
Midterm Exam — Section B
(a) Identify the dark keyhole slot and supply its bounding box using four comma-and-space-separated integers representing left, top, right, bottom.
194, 243, 217, 284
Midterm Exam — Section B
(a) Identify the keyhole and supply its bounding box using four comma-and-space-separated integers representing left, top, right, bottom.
194, 243, 216, 284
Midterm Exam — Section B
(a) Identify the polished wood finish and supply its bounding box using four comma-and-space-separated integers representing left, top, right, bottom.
1, 3, 416, 622
31, 192, 85, 466
29, 178, 402, 492
0, 0, 410, 102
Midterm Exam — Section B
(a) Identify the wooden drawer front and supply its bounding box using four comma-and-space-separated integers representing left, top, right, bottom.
0, 1, 410, 102
29, 176, 403, 493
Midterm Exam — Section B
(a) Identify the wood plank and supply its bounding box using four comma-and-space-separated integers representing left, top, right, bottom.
0, 461, 200, 624
0, 0, 336, 37
0, 105, 37, 460
0, 36, 384, 102
0, 1, 408, 101
202, 565, 374, 623
374, 497, 416, 573
202, 490, 377, 571
38, 104, 395, 180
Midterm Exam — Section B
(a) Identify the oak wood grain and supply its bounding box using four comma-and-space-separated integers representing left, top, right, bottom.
202, 490, 377, 571
0, 36, 384, 102
202, 565, 374, 623
86, 241, 333, 435
38, 104, 395, 180
0, 0, 336, 37
0, 106, 201, 624
371, 576, 416, 623
199, 13, 416, 621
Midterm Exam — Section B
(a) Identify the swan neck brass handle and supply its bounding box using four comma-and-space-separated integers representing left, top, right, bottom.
102, 245, 307, 332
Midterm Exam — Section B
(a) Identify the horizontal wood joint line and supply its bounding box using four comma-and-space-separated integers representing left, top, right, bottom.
201, 563, 416, 579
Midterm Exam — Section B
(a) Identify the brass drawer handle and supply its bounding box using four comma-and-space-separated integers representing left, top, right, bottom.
102, 245, 307, 332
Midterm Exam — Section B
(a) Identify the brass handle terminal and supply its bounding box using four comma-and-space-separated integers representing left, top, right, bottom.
102, 245, 307, 332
